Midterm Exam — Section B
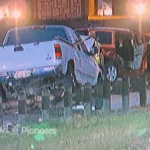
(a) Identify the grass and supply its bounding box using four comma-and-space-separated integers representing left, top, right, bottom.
1, 111, 150, 150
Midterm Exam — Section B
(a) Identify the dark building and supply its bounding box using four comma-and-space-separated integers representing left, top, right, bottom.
30, 0, 88, 21
27, 0, 149, 32
0, 0, 149, 37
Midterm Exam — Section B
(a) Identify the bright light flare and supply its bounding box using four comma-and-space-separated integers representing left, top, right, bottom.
0, 10, 3, 20
136, 3, 146, 15
13, 10, 21, 19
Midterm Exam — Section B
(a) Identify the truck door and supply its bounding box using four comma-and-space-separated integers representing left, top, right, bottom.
76, 34, 100, 84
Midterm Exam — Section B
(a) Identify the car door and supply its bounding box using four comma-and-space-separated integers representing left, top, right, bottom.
75, 33, 100, 85
115, 30, 135, 69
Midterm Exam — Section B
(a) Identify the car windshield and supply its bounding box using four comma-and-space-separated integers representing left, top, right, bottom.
5, 27, 69, 45
95, 31, 112, 44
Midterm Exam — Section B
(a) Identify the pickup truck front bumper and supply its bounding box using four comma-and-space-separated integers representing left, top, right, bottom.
0, 65, 63, 83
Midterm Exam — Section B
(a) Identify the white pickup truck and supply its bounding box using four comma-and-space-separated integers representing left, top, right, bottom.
0, 25, 101, 102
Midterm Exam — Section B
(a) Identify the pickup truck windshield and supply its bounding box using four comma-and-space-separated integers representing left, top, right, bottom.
5, 27, 69, 45
95, 31, 112, 45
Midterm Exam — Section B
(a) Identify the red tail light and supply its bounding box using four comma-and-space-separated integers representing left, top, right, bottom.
54, 44, 62, 59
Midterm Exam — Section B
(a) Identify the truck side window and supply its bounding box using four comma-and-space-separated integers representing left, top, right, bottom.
95, 31, 112, 45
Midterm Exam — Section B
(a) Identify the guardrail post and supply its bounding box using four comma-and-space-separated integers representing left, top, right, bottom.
139, 75, 147, 107
122, 77, 130, 111
42, 88, 50, 121
64, 86, 72, 119
0, 97, 2, 118
74, 85, 84, 105
94, 79, 103, 110
80, 85, 84, 104
84, 83, 92, 117
18, 91, 27, 115
0, 97, 2, 128
18, 90, 27, 126
102, 81, 111, 113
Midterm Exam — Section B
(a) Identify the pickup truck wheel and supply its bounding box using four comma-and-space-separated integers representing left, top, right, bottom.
104, 62, 118, 83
